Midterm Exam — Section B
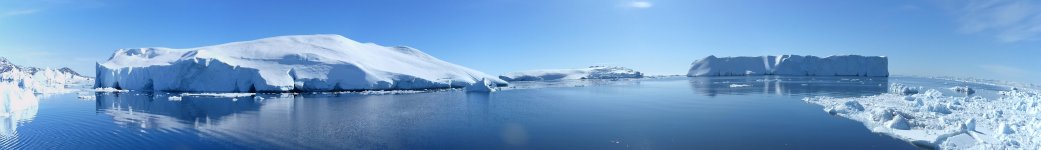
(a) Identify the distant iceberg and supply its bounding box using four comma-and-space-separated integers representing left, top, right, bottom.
687, 55, 888, 77
95, 34, 507, 92
499, 66, 644, 81
1, 57, 93, 94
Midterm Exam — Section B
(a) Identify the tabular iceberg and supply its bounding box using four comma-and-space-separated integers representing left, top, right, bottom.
687, 55, 888, 77
94, 34, 507, 92
498, 66, 644, 81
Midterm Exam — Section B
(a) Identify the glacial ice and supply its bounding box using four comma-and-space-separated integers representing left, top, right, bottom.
687, 55, 888, 77
498, 66, 644, 81
94, 34, 507, 92
803, 82, 1041, 149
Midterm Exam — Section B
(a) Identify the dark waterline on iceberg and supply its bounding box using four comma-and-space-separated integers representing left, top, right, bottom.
2, 76, 921, 149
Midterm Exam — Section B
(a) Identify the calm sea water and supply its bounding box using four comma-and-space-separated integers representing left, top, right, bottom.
2, 76, 924, 149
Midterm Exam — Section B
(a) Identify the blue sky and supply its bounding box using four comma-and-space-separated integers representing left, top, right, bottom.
1, 0, 1039, 84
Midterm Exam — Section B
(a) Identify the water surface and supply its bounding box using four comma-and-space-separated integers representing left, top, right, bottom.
2, 76, 922, 149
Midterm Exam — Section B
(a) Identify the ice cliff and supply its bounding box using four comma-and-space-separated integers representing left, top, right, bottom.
94, 34, 507, 92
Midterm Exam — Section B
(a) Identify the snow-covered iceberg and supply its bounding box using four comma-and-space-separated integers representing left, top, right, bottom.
687, 55, 888, 77
498, 66, 644, 81
94, 34, 507, 92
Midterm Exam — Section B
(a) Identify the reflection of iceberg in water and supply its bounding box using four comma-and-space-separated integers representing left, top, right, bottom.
94, 92, 267, 130
0, 83, 39, 137
94, 92, 482, 149
688, 76, 889, 97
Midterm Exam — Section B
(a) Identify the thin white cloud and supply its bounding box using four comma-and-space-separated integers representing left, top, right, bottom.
628, 1, 653, 9
0, 9, 40, 17
954, 0, 1041, 42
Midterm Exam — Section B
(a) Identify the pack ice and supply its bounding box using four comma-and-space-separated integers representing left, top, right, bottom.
498, 66, 644, 81
804, 83, 1041, 149
687, 55, 888, 77
94, 34, 507, 92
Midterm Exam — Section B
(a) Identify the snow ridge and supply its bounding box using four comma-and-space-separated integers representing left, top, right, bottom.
687, 55, 888, 77
94, 34, 507, 92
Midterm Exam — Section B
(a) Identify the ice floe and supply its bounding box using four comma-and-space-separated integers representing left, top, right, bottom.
728, 84, 752, 88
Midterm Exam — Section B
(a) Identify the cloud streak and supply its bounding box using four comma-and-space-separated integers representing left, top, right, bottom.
628, 1, 653, 9
0, 9, 40, 17
954, 0, 1041, 42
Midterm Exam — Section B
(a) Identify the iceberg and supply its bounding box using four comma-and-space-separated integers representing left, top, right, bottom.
465, 78, 496, 92
94, 34, 507, 92
0, 83, 39, 136
687, 55, 888, 77
0, 57, 93, 94
499, 66, 644, 81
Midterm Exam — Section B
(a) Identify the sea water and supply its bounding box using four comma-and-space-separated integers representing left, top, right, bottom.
0, 76, 922, 149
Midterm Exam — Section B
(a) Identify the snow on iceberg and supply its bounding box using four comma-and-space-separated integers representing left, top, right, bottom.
498, 66, 644, 81
687, 55, 888, 77
803, 84, 1041, 149
94, 34, 507, 92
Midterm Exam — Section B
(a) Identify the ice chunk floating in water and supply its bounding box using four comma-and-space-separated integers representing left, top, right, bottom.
0, 83, 39, 136
498, 66, 643, 81
687, 55, 888, 77
94, 34, 507, 92
465, 78, 496, 92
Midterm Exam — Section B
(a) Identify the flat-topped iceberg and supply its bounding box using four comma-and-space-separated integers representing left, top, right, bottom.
95, 34, 507, 92
687, 55, 888, 77
498, 66, 644, 81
